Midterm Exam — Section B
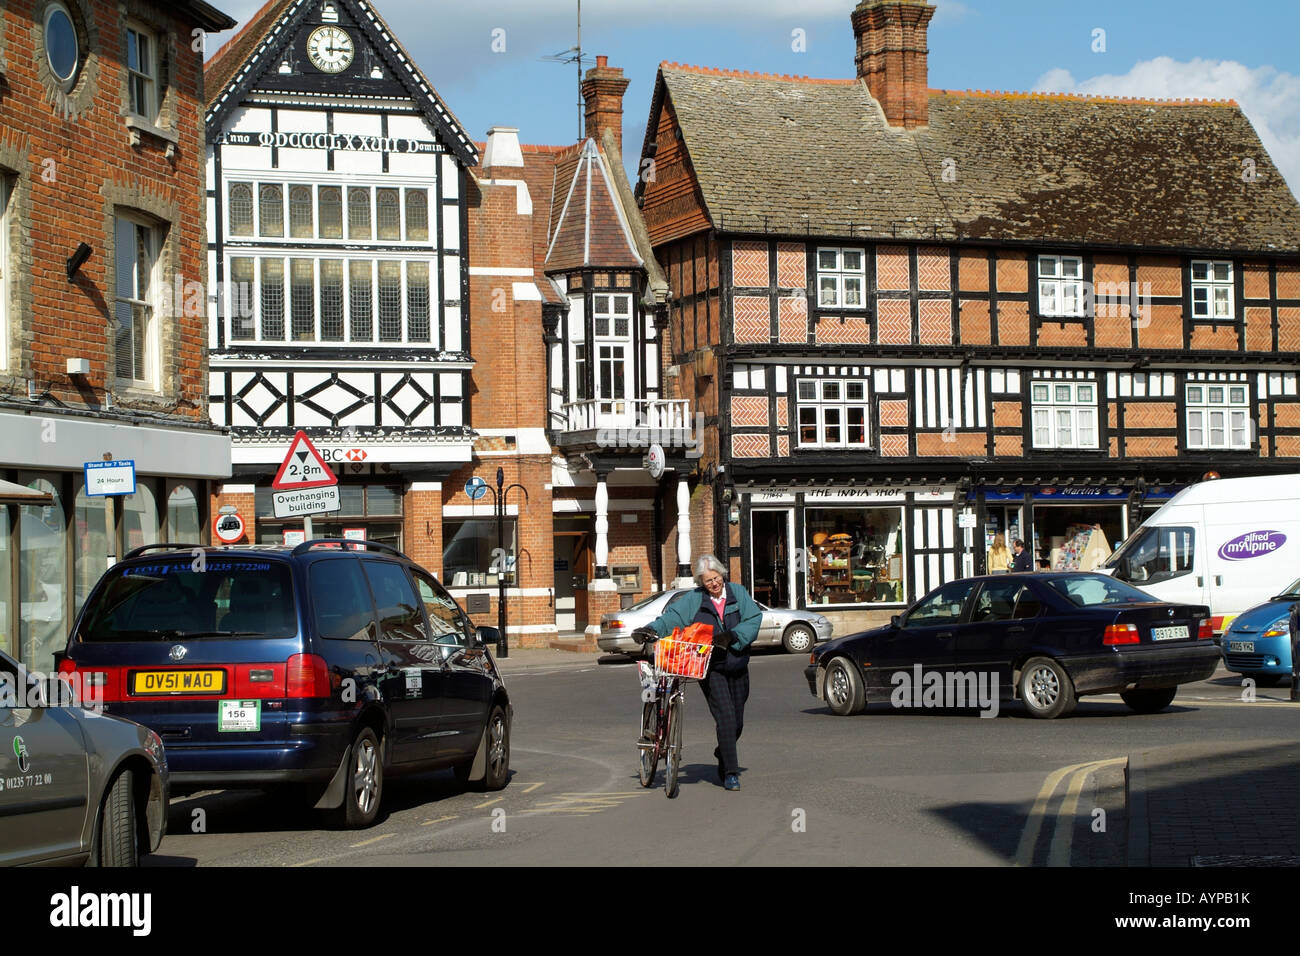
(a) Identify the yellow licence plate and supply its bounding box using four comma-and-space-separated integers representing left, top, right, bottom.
131, 669, 227, 695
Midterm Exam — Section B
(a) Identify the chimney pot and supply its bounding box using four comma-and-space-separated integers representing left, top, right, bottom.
582, 54, 630, 152
596, 55, 608, 68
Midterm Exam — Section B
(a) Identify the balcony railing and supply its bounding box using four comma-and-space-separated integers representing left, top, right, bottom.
560, 398, 691, 432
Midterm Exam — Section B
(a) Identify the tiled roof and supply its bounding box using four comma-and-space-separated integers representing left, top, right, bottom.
653, 64, 1300, 253
204, 0, 293, 103
545, 139, 643, 273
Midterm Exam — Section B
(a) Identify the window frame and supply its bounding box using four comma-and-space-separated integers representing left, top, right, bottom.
1036, 254, 1085, 318
1029, 379, 1099, 450
1189, 259, 1234, 320
125, 21, 160, 123
815, 247, 866, 310
795, 378, 871, 450
113, 210, 162, 389
1184, 381, 1250, 451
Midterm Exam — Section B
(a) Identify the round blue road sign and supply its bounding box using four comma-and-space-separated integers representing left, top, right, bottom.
465, 476, 488, 500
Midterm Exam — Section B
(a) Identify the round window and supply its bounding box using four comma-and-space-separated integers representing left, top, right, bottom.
44, 2, 81, 87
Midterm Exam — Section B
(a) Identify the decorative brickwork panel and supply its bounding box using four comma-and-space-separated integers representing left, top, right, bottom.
996, 252, 1028, 293
1274, 436, 1300, 458
1037, 322, 1087, 348
778, 295, 808, 343
918, 298, 952, 345
1092, 256, 1128, 290
815, 314, 872, 345
880, 434, 909, 457
1108, 402, 1118, 428
1259, 403, 1269, 429
1110, 436, 1119, 456
997, 301, 1030, 345
1126, 436, 1178, 457
876, 245, 910, 291
1124, 402, 1176, 429
776, 242, 805, 288
1094, 314, 1132, 349
958, 249, 988, 291
877, 298, 912, 344
733, 240, 768, 287
1190, 324, 1239, 351
1278, 307, 1300, 351
1137, 304, 1183, 350
776, 434, 790, 458
731, 433, 771, 458
730, 395, 769, 428
733, 295, 770, 343
1246, 307, 1272, 351
777, 396, 789, 427
1275, 403, 1300, 428
1277, 266, 1300, 300
993, 401, 1021, 428
994, 434, 1022, 456
1137, 255, 1181, 298
917, 246, 950, 291
916, 432, 986, 457
1244, 261, 1271, 299
958, 298, 990, 344
879, 399, 909, 427
1260, 436, 1271, 457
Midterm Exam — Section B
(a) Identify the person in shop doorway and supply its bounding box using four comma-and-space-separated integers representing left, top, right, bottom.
1010, 538, 1033, 572
986, 534, 1011, 574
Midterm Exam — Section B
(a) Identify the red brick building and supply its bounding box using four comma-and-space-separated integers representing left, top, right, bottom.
634, 0, 1300, 634
0, 0, 236, 671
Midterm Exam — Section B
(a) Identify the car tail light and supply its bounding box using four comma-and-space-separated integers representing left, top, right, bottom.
1197, 619, 1214, 640
607, 620, 623, 630
1103, 624, 1140, 645
286, 654, 331, 698
57, 659, 118, 703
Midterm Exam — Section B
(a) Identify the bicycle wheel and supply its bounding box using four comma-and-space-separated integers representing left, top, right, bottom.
638, 698, 659, 788
664, 690, 683, 798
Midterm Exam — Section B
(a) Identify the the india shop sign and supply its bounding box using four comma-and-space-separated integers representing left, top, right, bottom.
216, 131, 443, 153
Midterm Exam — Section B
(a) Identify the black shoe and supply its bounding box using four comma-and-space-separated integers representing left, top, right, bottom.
724, 774, 740, 791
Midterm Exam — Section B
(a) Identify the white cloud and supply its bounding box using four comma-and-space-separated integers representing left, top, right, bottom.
1034, 57, 1300, 195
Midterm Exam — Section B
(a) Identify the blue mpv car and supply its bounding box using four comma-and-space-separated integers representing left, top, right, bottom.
58, 540, 512, 828
1221, 577, 1300, 686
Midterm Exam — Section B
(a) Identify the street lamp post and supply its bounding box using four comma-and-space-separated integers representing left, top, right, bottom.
488, 466, 529, 659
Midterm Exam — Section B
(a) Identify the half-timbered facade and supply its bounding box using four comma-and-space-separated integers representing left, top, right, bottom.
204, 0, 478, 559
636, 0, 1300, 632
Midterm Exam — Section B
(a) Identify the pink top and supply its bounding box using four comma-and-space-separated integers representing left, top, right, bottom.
710, 593, 726, 619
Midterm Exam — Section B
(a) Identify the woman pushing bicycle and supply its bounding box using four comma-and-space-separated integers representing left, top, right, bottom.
634, 554, 763, 791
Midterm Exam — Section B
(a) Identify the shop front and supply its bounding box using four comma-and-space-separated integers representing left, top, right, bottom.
741, 484, 960, 631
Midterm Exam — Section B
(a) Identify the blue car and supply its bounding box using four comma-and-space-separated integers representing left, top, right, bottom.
1221, 577, 1300, 686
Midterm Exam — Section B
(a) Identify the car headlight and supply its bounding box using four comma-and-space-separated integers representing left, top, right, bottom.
1262, 617, 1291, 639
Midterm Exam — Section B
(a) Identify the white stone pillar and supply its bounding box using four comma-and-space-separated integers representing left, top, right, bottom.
592, 473, 615, 590
673, 475, 694, 587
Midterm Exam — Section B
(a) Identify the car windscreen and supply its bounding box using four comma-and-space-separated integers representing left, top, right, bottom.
1274, 577, 1300, 600
77, 557, 297, 642
1045, 575, 1160, 608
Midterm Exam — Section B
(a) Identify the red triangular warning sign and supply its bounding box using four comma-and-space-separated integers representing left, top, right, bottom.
272, 431, 338, 490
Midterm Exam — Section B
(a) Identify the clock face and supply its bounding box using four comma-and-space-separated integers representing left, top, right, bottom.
307, 25, 354, 74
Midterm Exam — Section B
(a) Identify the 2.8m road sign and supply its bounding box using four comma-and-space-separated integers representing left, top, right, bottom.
271, 431, 340, 519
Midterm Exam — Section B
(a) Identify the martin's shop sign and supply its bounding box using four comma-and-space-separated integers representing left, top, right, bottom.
975, 485, 1183, 503
216, 131, 443, 153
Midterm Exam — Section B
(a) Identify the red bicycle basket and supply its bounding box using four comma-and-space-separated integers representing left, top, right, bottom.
654, 623, 714, 679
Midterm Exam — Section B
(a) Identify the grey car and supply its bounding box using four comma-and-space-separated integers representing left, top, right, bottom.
599, 588, 834, 655
0, 649, 168, 866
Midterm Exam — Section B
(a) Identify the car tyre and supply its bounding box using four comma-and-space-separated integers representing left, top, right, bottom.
93, 769, 139, 867
824, 657, 866, 716
1120, 687, 1178, 713
1019, 657, 1076, 719
336, 726, 383, 829
456, 704, 510, 792
782, 623, 816, 655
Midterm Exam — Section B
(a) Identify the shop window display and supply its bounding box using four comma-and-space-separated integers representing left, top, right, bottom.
805, 508, 904, 605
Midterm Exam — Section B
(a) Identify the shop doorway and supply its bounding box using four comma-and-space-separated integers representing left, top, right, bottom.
553, 521, 592, 632
750, 509, 793, 608
1031, 505, 1125, 571
981, 504, 1024, 573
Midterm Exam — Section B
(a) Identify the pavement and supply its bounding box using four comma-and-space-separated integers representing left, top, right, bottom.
486, 645, 622, 674
1127, 735, 1300, 866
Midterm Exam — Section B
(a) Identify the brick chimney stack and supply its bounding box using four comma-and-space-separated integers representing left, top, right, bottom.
851, 0, 936, 129
581, 55, 630, 152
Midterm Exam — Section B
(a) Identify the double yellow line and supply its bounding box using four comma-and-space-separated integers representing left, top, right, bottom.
1015, 757, 1126, 866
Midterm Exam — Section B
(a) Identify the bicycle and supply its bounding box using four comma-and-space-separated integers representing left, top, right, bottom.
633, 625, 714, 798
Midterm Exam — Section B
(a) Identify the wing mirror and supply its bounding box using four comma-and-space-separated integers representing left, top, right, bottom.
476, 626, 501, 650
890, 615, 902, 629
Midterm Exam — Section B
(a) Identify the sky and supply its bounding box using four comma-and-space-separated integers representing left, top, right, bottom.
208, 0, 1300, 193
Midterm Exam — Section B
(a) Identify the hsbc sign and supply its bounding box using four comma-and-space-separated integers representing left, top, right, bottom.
318, 447, 368, 463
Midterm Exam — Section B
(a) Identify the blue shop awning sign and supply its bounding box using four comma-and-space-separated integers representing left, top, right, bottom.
977, 485, 1181, 502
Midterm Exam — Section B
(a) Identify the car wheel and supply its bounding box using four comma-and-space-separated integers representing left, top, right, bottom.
782, 623, 816, 655
1120, 687, 1178, 713
1019, 657, 1076, 719
337, 726, 383, 829
457, 705, 511, 792
824, 657, 866, 716
94, 769, 140, 867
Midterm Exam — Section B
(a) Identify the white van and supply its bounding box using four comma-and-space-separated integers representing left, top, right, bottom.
1100, 474, 1300, 631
